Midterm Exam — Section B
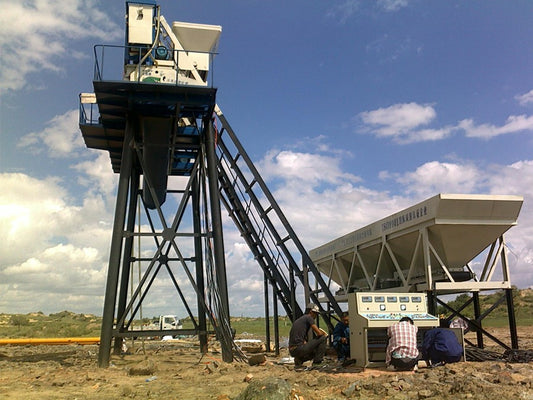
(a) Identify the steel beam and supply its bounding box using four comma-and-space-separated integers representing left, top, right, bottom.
192, 174, 208, 354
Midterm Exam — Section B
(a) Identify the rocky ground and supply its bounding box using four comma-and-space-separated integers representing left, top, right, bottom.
0, 327, 532, 400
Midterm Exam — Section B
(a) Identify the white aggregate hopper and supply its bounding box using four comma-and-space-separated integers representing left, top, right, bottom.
309, 194, 523, 292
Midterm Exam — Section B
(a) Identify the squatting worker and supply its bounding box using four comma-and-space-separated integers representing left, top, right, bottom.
332, 311, 350, 362
421, 327, 463, 366
288, 303, 327, 368
386, 316, 419, 371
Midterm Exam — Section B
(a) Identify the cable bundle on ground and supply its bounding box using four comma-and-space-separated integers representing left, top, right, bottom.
465, 346, 505, 362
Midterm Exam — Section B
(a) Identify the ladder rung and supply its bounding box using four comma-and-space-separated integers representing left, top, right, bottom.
245, 179, 257, 192
278, 235, 291, 244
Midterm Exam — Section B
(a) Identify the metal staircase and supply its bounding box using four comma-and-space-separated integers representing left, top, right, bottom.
213, 105, 343, 330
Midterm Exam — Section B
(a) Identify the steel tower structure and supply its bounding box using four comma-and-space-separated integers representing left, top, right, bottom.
78, 2, 233, 367
79, 1, 342, 368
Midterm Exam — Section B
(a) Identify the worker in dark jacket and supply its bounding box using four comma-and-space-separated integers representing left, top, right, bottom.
332, 311, 350, 362
422, 328, 463, 366
288, 303, 327, 368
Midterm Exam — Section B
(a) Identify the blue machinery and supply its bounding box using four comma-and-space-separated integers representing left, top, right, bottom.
80, 2, 523, 368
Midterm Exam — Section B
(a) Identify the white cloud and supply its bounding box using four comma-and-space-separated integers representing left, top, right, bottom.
3, 104, 533, 316
3, 258, 49, 275
458, 115, 533, 139
257, 149, 361, 188
0, 0, 121, 92
360, 103, 436, 135
255, 150, 410, 249
72, 151, 118, 202
325, 0, 408, 24
393, 161, 483, 197
486, 160, 533, 196
392, 160, 533, 286
243, 153, 533, 307
359, 102, 533, 142
0, 243, 107, 313
231, 278, 263, 293
516, 89, 533, 106
326, 1, 360, 24
0, 173, 72, 264
18, 109, 85, 157
401, 127, 454, 143
0, 171, 114, 313
3, 244, 100, 277
358, 102, 450, 143
484, 161, 533, 285
377, 0, 409, 12
2, 151, 533, 316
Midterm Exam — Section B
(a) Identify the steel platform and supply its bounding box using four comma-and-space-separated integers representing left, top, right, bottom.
79, 80, 216, 174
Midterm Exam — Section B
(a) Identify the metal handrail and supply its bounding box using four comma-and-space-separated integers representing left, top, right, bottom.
92, 44, 217, 87
78, 93, 98, 126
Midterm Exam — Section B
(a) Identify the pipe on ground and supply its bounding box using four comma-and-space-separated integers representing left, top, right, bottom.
0, 337, 100, 346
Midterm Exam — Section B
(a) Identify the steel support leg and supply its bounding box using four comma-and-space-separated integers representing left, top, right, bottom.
427, 290, 436, 315
192, 174, 208, 354
273, 289, 280, 356
473, 292, 484, 348
264, 273, 271, 352
506, 288, 519, 349
99, 119, 135, 368
205, 120, 232, 362
113, 172, 140, 355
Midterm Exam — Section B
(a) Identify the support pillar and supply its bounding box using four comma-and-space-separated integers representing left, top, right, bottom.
500, 236, 519, 349
473, 292, 484, 348
192, 174, 208, 354
99, 118, 135, 368
427, 290, 436, 316
205, 120, 232, 362
113, 171, 140, 355
264, 272, 271, 352
273, 288, 280, 356
506, 288, 519, 349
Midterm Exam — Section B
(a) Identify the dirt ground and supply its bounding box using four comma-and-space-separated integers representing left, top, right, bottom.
0, 327, 532, 400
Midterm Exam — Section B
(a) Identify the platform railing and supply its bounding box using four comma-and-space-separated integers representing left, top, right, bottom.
78, 93, 99, 126
92, 44, 217, 87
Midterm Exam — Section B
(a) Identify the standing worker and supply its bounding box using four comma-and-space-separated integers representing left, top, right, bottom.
289, 303, 328, 369
386, 316, 419, 371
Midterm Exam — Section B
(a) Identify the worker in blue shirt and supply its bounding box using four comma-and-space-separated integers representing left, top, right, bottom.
422, 328, 463, 366
332, 311, 350, 362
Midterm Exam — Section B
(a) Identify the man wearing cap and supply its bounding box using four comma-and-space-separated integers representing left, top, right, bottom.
288, 303, 328, 369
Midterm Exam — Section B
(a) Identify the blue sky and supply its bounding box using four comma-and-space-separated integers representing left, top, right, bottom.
1, 0, 533, 317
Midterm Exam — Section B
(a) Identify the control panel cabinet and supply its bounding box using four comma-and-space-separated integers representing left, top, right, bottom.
348, 292, 439, 367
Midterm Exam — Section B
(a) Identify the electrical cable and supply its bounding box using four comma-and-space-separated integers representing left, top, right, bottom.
199, 147, 247, 361
139, 5, 161, 66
